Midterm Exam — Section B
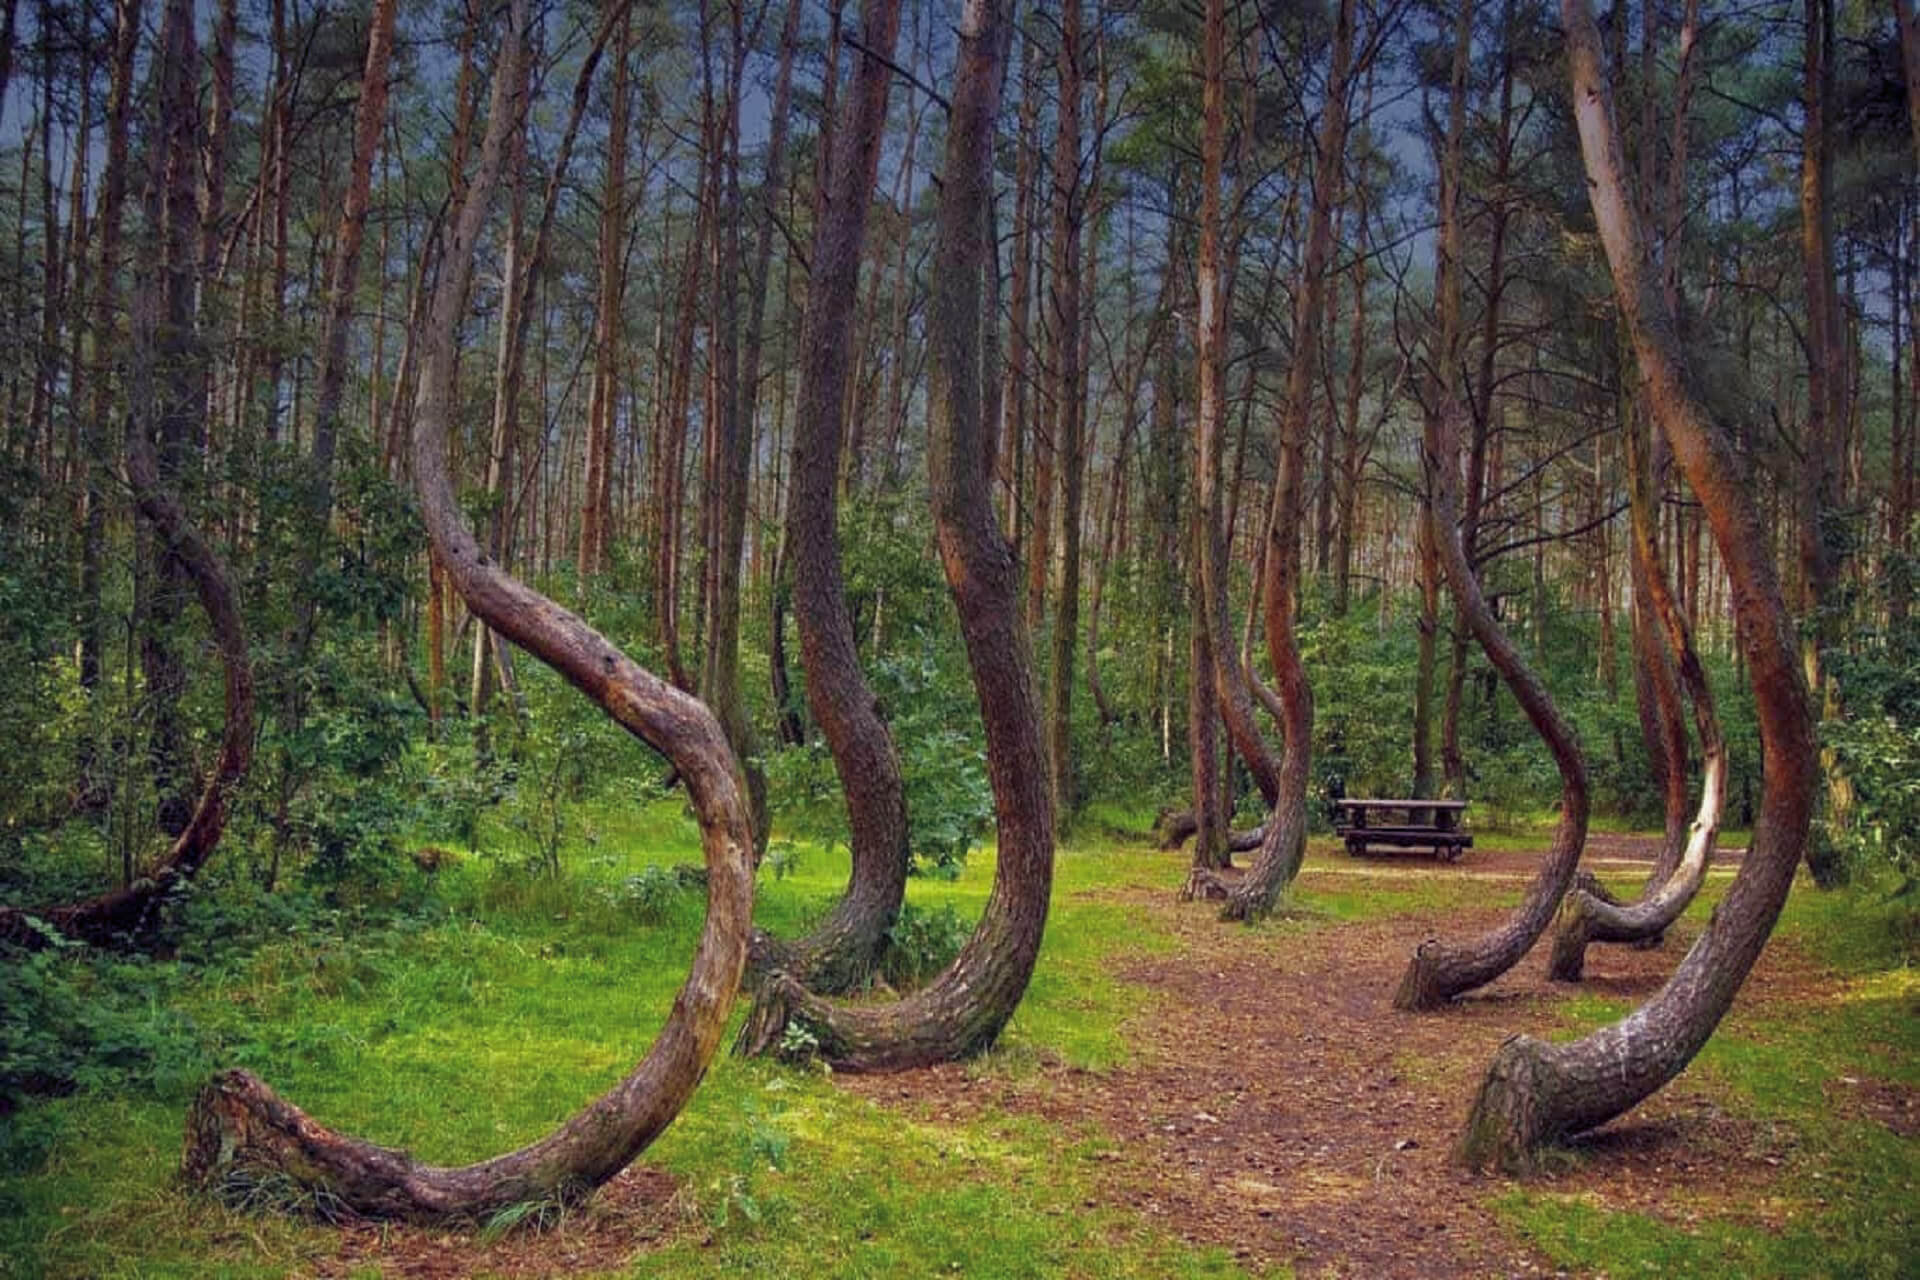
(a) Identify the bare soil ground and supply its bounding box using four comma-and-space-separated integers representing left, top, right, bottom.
845, 836, 1846, 1279
311, 835, 1868, 1279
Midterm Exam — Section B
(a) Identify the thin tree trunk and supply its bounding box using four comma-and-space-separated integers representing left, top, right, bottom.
579, 3, 634, 578
1044, 0, 1086, 833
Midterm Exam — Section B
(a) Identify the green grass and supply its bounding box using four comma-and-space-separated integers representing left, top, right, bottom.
0, 804, 1251, 1279
5, 799, 1912, 1279
1494, 876, 1919, 1280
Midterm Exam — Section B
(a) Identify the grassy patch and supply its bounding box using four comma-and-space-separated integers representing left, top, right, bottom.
0, 806, 1243, 1278
1495, 880, 1919, 1280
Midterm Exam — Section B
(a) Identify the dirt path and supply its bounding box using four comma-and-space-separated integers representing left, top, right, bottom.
307, 836, 1827, 1279
847, 839, 1819, 1279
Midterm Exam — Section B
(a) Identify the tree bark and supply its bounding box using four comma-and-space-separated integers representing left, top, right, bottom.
1043, 0, 1086, 834
736, 0, 1055, 1071
1549, 362, 1722, 982
183, 5, 755, 1217
1194, 0, 1280, 812
1459, 5, 1816, 1171
741, 0, 908, 1005
579, 2, 633, 578
1219, 0, 1355, 920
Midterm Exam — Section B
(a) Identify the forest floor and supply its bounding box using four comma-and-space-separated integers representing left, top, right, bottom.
844, 837, 1814, 1278
4, 821, 1915, 1279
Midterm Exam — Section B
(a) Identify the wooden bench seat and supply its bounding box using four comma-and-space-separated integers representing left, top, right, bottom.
1342, 827, 1472, 861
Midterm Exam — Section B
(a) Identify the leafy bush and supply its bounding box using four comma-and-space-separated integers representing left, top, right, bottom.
0, 943, 208, 1168
880, 901, 971, 989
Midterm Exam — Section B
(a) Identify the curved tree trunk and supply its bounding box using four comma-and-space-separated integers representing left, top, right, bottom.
1218, 0, 1356, 920
1457, 4, 1817, 1171
0, 397, 254, 950
1392, 389, 1590, 1008
742, 0, 909, 1001
1549, 389, 1723, 981
1391, 0, 1589, 1005
736, 0, 1054, 1071
181, 5, 755, 1219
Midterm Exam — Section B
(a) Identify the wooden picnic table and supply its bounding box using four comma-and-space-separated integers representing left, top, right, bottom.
1333, 798, 1472, 861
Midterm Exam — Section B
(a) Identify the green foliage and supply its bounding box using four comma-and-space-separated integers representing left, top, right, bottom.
1824, 623, 1920, 886
880, 900, 972, 989
606, 863, 688, 924
0, 945, 207, 1169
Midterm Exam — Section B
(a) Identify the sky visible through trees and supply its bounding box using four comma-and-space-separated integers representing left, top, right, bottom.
0, 0, 1915, 1261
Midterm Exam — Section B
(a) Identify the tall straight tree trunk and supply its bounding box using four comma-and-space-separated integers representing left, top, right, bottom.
1195, 0, 1280, 812
291, 0, 399, 648
699, 0, 769, 857
1000, 28, 1039, 542
183, 5, 754, 1216
655, 160, 710, 691
1460, 5, 1816, 1169
1045, 0, 1085, 834
741, 0, 908, 1005
737, 0, 1055, 1071
1219, 0, 1354, 920
1415, 0, 1473, 804
1799, 0, 1852, 884
1187, 515, 1226, 881
580, 3, 633, 578
77, 0, 144, 795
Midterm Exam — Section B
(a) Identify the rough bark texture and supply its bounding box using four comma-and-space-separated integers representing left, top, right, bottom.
735, 0, 1055, 1072
742, 0, 909, 1003
1218, 0, 1354, 921
1549, 383, 1724, 981
1458, 4, 1816, 1172
1194, 0, 1279, 811
181, 6, 755, 1218
1392, 386, 1590, 1009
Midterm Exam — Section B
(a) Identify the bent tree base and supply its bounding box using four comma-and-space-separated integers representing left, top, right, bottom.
1457, 1034, 1573, 1175
181, 3, 755, 1222
184, 1071, 589, 1221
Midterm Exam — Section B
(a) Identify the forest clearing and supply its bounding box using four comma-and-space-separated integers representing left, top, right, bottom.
2, 819, 1914, 1277
3, 0, 1919, 1274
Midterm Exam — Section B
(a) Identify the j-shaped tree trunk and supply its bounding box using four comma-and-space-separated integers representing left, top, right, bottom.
1457, 3, 1817, 1172
741, 0, 909, 1002
181, 5, 755, 1219
1217, 0, 1355, 921
1392, 389, 1590, 1008
1548, 364, 1724, 982
1392, 0, 1589, 1004
736, 0, 1055, 1071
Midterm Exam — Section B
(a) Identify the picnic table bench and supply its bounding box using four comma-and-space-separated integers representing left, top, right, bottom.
1333, 798, 1471, 861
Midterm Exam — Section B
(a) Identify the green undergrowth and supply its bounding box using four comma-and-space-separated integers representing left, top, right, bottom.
0, 803, 1243, 1279
1495, 874, 1919, 1279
